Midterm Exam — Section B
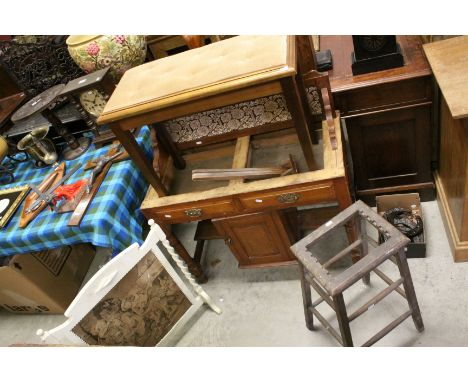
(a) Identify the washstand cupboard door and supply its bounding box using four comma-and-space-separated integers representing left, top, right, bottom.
213, 211, 296, 268
347, 105, 432, 193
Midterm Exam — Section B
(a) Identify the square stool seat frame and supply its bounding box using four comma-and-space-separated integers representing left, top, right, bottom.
290, 200, 424, 347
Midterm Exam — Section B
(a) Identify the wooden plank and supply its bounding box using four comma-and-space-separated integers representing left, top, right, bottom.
348, 278, 404, 322
361, 310, 412, 347
193, 167, 287, 182
230, 136, 250, 186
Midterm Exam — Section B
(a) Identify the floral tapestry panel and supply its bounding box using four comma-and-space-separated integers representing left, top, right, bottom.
166, 87, 323, 144
72, 251, 191, 346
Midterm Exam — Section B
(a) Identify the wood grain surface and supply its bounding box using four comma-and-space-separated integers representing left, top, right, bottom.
423, 35, 468, 119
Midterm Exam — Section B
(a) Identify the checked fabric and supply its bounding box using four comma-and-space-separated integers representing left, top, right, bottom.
0, 126, 152, 258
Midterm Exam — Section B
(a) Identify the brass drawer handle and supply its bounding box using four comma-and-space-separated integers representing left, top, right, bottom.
185, 208, 203, 217
277, 193, 300, 203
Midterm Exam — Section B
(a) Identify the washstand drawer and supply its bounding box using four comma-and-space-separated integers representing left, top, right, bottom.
239, 183, 336, 210
152, 198, 237, 224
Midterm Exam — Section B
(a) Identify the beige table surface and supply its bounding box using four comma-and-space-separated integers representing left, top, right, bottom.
423, 36, 468, 119
98, 35, 296, 124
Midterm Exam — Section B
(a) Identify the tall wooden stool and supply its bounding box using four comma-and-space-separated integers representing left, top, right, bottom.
290, 200, 424, 347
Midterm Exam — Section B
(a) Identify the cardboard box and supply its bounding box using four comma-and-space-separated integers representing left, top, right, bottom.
0, 244, 95, 314
376, 193, 426, 258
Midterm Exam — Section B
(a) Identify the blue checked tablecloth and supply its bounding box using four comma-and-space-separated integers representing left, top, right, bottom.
0, 126, 152, 258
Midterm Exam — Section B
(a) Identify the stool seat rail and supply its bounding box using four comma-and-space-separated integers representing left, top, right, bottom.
348, 277, 404, 322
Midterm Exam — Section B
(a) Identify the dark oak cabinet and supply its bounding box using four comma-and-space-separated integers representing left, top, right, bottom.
321, 35, 435, 203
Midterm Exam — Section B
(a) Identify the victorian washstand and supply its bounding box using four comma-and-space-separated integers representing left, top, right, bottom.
97, 35, 354, 281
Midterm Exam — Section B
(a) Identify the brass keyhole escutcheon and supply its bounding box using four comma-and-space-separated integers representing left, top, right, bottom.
185, 208, 202, 217
277, 193, 299, 203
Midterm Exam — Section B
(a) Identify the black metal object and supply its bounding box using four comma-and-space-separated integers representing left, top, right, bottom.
379, 207, 426, 258
382, 207, 423, 240
11, 85, 91, 160
351, 35, 404, 75
6, 102, 83, 139
0, 36, 84, 98
316, 49, 333, 71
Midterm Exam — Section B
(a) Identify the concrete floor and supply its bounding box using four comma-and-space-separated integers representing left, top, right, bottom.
1, 200, 467, 346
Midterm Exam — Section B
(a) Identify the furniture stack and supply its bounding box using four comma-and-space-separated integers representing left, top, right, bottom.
97, 35, 354, 281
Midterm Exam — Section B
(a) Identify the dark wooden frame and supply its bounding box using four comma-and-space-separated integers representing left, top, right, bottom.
290, 200, 424, 347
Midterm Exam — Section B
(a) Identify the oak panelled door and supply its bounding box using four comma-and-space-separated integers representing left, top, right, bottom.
213, 211, 296, 268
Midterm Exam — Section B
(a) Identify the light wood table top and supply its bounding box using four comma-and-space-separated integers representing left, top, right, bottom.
423, 36, 468, 119
98, 35, 296, 124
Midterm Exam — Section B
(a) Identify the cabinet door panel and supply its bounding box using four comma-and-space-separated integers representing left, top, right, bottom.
213, 211, 295, 268
347, 105, 432, 191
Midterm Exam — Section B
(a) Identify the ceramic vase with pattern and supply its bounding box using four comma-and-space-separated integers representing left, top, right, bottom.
66, 35, 147, 82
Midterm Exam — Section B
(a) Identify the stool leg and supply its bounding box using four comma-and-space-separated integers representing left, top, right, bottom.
395, 250, 424, 332
333, 293, 353, 347
334, 178, 360, 264
356, 215, 370, 285
298, 263, 314, 330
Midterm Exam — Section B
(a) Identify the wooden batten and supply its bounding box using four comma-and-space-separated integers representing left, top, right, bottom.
229, 136, 251, 186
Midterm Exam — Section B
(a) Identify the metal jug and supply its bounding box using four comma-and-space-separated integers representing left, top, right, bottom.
17, 126, 58, 167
